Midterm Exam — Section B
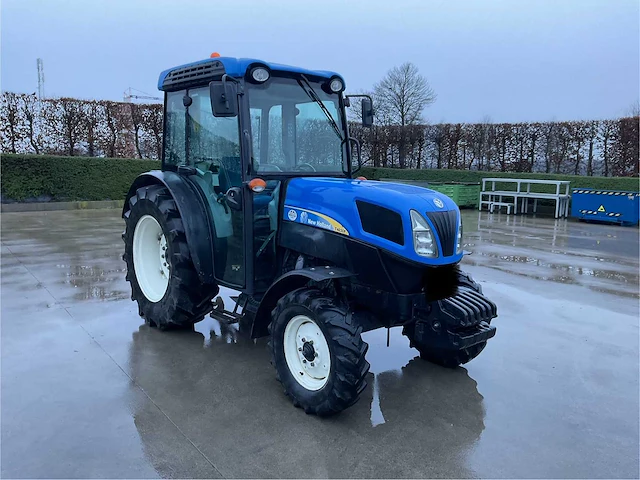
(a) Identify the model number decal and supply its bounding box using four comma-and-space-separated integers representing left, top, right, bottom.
283, 206, 350, 236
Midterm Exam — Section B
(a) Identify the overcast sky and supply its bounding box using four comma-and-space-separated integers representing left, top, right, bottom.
1, 0, 638, 123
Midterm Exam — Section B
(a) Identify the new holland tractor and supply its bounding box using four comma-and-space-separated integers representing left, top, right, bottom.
122, 55, 497, 416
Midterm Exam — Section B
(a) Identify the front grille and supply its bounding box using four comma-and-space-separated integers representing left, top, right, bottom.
162, 60, 226, 90
426, 210, 457, 256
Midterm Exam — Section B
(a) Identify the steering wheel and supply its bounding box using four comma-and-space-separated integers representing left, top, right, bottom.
293, 163, 317, 172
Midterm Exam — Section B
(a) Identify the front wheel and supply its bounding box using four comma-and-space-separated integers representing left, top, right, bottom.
269, 288, 370, 416
404, 332, 487, 369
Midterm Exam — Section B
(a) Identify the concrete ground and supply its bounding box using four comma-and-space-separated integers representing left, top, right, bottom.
1, 209, 638, 479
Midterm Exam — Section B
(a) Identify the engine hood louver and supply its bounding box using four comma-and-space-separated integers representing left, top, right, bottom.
161, 60, 226, 91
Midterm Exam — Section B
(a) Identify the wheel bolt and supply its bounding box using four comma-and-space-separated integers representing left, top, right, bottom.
302, 359, 307, 364
309, 340, 313, 345
310, 362, 315, 367
314, 352, 318, 358
298, 347, 302, 352
301, 338, 306, 342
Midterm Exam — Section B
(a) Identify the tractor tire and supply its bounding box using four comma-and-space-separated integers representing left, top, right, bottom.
269, 288, 370, 416
404, 335, 487, 369
455, 267, 483, 294
122, 184, 218, 330
404, 270, 486, 368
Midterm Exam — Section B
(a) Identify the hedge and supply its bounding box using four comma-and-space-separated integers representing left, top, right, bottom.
360, 167, 640, 192
1, 154, 161, 202
1, 154, 637, 203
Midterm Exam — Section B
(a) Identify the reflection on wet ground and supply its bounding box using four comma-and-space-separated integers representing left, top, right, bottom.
462, 211, 640, 298
1, 209, 639, 478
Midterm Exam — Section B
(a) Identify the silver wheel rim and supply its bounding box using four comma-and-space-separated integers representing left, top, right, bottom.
283, 315, 331, 391
133, 215, 169, 303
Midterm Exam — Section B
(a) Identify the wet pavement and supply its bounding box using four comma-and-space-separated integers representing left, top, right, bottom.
1, 209, 638, 479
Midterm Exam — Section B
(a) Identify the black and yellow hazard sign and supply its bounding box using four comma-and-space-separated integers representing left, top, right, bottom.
597, 205, 606, 212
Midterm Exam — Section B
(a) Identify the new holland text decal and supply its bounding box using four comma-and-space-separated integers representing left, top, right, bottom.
283, 206, 350, 236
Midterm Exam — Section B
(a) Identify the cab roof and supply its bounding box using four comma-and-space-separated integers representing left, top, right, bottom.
157, 57, 344, 92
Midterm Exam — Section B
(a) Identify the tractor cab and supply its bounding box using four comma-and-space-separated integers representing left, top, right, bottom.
122, 56, 497, 416
158, 56, 372, 294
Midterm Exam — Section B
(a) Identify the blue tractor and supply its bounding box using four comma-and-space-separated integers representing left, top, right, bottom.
122, 55, 497, 415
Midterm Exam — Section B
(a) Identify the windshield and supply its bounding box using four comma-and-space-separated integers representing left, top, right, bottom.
247, 76, 346, 174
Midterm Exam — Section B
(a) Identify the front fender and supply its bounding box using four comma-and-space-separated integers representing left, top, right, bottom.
123, 170, 215, 284
250, 266, 355, 338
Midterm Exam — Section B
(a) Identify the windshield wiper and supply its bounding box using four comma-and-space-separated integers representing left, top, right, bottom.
297, 75, 343, 141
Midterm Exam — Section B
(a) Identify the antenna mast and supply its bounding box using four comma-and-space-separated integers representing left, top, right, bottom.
37, 58, 45, 99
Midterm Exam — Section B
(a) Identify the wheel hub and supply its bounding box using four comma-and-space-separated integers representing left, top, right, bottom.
133, 215, 170, 303
302, 341, 316, 362
283, 315, 331, 391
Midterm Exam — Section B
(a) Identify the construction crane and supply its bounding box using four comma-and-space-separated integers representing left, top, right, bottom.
123, 87, 161, 103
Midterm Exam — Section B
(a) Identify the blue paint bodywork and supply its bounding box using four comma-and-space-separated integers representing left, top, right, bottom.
283, 178, 463, 266
158, 57, 344, 91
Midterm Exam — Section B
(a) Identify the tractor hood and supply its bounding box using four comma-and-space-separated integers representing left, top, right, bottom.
282, 177, 463, 266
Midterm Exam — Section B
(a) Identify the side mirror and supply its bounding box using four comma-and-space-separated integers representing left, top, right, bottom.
361, 98, 374, 127
210, 80, 238, 117
224, 186, 243, 211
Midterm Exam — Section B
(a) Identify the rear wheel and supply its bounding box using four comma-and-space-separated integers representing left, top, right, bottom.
123, 184, 218, 329
269, 288, 370, 416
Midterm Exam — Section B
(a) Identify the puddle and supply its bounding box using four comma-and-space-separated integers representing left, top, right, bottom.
57, 262, 129, 301
362, 327, 419, 427
467, 250, 638, 285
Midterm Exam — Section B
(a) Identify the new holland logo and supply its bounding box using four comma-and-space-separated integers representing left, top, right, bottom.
434, 198, 444, 209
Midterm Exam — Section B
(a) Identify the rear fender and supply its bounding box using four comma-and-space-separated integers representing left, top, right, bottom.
250, 266, 355, 338
123, 170, 215, 284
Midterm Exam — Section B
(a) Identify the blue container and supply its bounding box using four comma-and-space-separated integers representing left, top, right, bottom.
571, 189, 640, 225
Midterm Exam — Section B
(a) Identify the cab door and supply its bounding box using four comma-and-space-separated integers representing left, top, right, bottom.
164, 87, 246, 288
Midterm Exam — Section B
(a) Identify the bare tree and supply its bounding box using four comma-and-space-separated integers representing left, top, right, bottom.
598, 119, 617, 177
20, 93, 42, 154
143, 104, 163, 160
585, 120, 598, 176
128, 102, 144, 158
373, 63, 436, 167
626, 100, 640, 117
1, 92, 21, 153
82, 100, 104, 157
374, 62, 436, 126
58, 98, 84, 156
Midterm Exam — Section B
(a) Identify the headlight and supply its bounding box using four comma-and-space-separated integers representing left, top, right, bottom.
456, 216, 463, 254
250, 67, 270, 83
410, 210, 438, 258
329, 77, 344, 93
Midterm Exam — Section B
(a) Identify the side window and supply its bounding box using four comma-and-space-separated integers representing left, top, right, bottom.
187, 87, 240, 172
164, 91, 186, 167
250, 107, 261, 164
268, 105, 285, 166
296, 100, 342, 169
